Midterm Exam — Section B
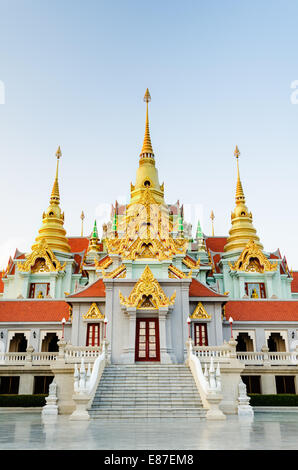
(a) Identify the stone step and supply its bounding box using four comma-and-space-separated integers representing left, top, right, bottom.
90, 364, 206, 420
89, 408, 207, 419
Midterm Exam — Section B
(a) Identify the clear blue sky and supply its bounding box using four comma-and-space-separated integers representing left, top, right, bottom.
0, 0, 298, 268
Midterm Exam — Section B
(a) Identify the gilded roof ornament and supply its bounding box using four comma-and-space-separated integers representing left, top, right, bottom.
119, 265, 176, 309
229, 239, 278, 273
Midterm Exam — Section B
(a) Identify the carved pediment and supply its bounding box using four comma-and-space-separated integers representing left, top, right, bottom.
82, 302, 105, 320
17, 239, 66, 273
229, 240, 278, 273
119, 265, 176, 309
190, 302, 211, 320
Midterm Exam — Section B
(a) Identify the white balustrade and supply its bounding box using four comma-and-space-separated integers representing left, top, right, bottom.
236, 351, 298, 365
64, 345, 101, 362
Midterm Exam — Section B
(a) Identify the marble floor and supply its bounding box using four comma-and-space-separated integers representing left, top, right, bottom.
0, 412, 298, 450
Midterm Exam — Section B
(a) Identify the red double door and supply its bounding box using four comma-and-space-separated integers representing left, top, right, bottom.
135, 318, 160, 362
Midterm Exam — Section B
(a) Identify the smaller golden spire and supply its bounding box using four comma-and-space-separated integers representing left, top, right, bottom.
210, 210, 215, 237
224, 146, 263, 253
50, 146, 62, 204
140, 88, 154, 157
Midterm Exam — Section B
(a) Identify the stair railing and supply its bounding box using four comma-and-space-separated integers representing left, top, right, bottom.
186, 338, 226, 420
70, 340, 108, 421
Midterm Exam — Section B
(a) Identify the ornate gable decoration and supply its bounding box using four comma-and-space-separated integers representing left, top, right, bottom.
183, 256, 200, 270
106, 188, 188, 261
229, 239, 278, 273
168, 264, 192, 279
119, 265, 176, 309
82, 302, 105, 320
17, 239, 66, 273
102, 264, 126, 279
190, 302, 211, 320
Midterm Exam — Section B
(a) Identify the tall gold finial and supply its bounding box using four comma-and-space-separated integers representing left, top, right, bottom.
140, 88, 154, 157
210, 210, 215, 237
50, 146, 62, 204
234, 145, 245, 203
81, 211, 85, 237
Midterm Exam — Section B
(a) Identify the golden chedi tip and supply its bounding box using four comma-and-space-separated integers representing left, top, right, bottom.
224, 146, 263, 253
31, 147, 71, 253
140, 88, 154, 157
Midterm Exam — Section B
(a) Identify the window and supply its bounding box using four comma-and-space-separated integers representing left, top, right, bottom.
9, 333, 27, 352
242, 376, 261, 394
267, 333, 286, 352
194, 323, 208, 346
41, 333, 59, 352
236, 333, 254, 352
33, 376, 53, 394
245, 282, 266, 299
0, 376, 20, 394
29, 283, 50, 299
275, 376, 296, 394
86, 324, 100, 347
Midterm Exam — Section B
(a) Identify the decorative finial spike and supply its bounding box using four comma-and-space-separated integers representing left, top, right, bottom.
234, 145, 240, 159
80, 211, 85, 237
210, 210, 215, 237
140, 88, 154, 157
56, 146, 62, 159
144, 88, 151, 103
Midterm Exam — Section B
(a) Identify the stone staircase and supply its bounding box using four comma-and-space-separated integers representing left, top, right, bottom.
89, 364, 206, 420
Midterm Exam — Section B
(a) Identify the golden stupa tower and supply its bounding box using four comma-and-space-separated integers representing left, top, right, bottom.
129, 89, 165, 208
31, 147, 71, 253
224, 146, 263, 253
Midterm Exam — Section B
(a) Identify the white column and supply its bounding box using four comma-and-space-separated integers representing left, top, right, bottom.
158, 307, 172, 364
126, 307, 136, 363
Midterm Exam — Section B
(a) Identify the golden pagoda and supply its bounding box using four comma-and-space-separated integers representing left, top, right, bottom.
224, 146, 263, 253
31, 147, 71, 253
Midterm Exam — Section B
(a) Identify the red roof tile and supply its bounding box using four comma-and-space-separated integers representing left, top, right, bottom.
69, 278, 106, 298
0, 300, 70, 322
291, 272, 298, 293
0, 272, 4, 294
67, 237, 89, 253
189, 278, 223, 297
225, 300, 298, 321
205, 237, 227, 253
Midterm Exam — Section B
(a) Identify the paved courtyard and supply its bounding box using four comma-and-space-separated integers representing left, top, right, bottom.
0, 412, 298, 450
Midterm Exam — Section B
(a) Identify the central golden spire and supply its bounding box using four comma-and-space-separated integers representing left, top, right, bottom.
224, 146, 263, 254
140, 88, 154, 157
